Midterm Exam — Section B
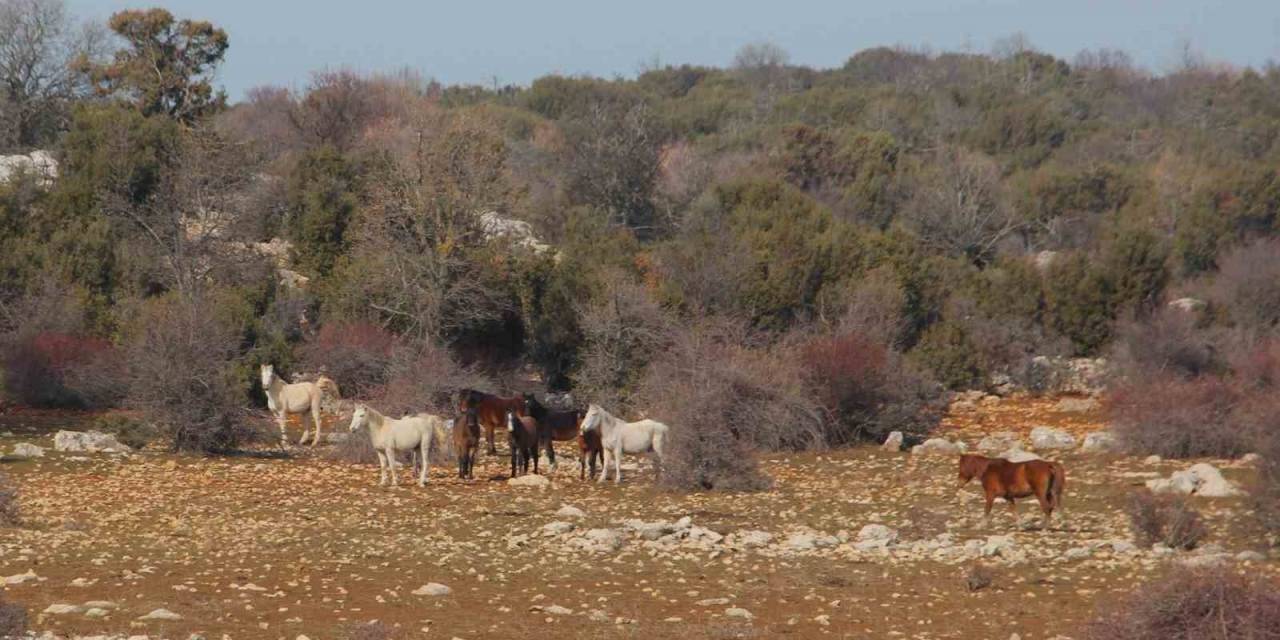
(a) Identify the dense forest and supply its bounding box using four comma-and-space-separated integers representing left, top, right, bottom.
2, 3, 1280, 497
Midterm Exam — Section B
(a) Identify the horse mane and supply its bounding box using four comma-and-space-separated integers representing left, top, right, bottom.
525, 395, 549, 420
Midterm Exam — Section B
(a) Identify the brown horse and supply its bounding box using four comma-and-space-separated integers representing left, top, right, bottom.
956, 454, 1066, 529
578, 429, 603, 480
453, 408, 481, 480
522, 394, 585, 471
458, 389, 526, 455
506, 410, 540, 477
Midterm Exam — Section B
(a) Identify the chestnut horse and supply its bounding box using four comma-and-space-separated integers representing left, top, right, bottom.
457, 389, 526, 455
578, 430, 604, 481
453, 408, 481, 480
956, 454, 1066, 529
506, 409, 540, 477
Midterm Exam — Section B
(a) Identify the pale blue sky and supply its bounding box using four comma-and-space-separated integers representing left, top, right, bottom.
67, 0, 1280, 100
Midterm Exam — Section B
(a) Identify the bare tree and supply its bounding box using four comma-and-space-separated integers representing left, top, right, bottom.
332, 108, 514, 342
902, 146, 1018, 265
732, 41, 792, 118
0, 0, 109, 150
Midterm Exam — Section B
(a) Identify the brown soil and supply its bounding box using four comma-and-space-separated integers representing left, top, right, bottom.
0, 396, 1273, 639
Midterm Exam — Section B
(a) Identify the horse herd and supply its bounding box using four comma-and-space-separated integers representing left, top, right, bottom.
260, 365, 668, 487
261, 365, 1065, 529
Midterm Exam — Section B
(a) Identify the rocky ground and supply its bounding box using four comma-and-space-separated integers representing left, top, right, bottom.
0, 396, 1274, 639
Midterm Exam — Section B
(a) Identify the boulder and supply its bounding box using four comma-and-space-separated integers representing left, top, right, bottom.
541, 521, 576, 536
42, 604, 83, 615
412, 583, 452, 596
1168, 297, 1206, 312
1187, 463, 1242, 497
1080, 431, 1117, 453
0, 150, 58, 185
137, 608, 183, 621
53, 430, 130, 453
10, 442, 45, 458
911, 438, 966, 455
977, 432, 1021, 453
881, 431, 904, 452
1000, 449, 1042, 463
724, 607, 754, 620
1030, 426, 1076, 451
1146, 463, 1242, 497
573, 528, 624, 553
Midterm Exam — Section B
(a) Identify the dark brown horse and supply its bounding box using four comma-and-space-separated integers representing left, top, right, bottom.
458, 389, 525, 455
453, 408, 480, 480
506, 410, 540, 477
522, 394, 586, 472
956, 454, 1066, 529
578, 429, 603, 480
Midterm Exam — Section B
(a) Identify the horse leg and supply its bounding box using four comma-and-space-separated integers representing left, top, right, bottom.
387, 447, 399, 487
486, 422, 497, 456
651, 451, 662, 482
376, 451, 388, 486
1035, 490, 1053, 530
613, 446, 623, 484
982, 493, 994, 528
1007, 498, 1020, 529
276, 412, 289, 448
597, 448, 611, 484
310, 396, 323, 447
418, 440, 429, 487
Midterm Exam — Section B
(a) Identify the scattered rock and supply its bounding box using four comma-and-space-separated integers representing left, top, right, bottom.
1144, 454, 1163, 464
1080, 431, 1117, 453
137, 608, 183, 621
542, 521, 575, 536
856, 524, 898, 544
881, 431, 904, 451
412, 583, 452, 596
1239, 453, 1262, 466
977, 432, 1021, 453
0, 150, 58, 185
4, 570, 39, 585
508, 474, 551, 489
697, 598, 730, 606
572, 528, 624, 553
1030, 426, 1076, 451
53, 430, 130, 454
725, 607, 754, 621
1236, 550, 1266, 562
10, 442, 45, 458
912, 438, 967, 455
733, 530, 773, 549
1056, 397, 1100, 413
555, 505, 586, 518
42, 604, 84, 615
1000, 448, 1042, 462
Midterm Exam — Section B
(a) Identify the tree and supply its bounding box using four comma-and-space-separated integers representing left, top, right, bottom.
560, 99, 664, 234
902, 146, 1018, 265
286, 146, 360, 277
77, 8, 228, 123
0, 0, 108, 149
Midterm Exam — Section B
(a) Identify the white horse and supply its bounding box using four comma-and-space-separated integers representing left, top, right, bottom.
261, 364, 340, 447
348, 404, 443, 487
579, 404, 668, 484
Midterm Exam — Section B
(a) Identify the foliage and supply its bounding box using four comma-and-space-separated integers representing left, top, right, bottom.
0, 591, 26, 638
0, 473, 19, 527
76, 8, 228, 123
287, 146, 362, 277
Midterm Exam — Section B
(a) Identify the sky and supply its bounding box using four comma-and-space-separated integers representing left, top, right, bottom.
66, 0, 1280, 101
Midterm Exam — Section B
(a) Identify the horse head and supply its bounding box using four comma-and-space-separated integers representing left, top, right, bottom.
260, 364, 276, 388
523, 393, 545, 418
348, 404, 368, 432
505, 409, 517, 433
580, 404, 602, 433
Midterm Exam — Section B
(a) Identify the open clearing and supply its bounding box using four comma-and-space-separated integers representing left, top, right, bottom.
1, 397, 1273, 639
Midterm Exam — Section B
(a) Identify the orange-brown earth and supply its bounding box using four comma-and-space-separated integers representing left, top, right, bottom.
0, 396, 1273, 639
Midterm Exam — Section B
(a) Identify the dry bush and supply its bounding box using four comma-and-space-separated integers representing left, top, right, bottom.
1110, 307, 1225, 382
1125, 489, 1208, 550
827, 267, 909, 348
0, 593, 26, 639
0, 474, 19, 527
634, 320, 818, 491
573, 272, 672, 411
124, 294, 251, 453
1108, 375, 1251, 459
298, 321, 399, 398
963, 564, 995, 592
1209, 238, 1280, 332
1082, 568, 1280, 640
801, 331, 943, 445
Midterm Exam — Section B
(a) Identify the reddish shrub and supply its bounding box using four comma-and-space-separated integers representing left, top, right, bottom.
1, 331, 124, 408
1083, 568, 1280, 640
1108, 375, 1252, 459
1125, 489, 1208, 550
803, 332, 942, 445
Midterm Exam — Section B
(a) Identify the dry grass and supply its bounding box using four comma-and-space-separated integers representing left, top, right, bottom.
1083, 568, 1280, 640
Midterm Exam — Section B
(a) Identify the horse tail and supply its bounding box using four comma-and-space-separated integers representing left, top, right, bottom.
1048, 462, 1066, 510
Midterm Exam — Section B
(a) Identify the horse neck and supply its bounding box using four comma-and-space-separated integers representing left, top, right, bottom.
595, 409, 622, 438
265, 375, 285, 398
363, 408, 386, 437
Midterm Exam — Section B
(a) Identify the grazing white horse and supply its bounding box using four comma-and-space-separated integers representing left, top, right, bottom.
579, 404, 668, 484
348, 404, 443, 487
261, 364, 340, 447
